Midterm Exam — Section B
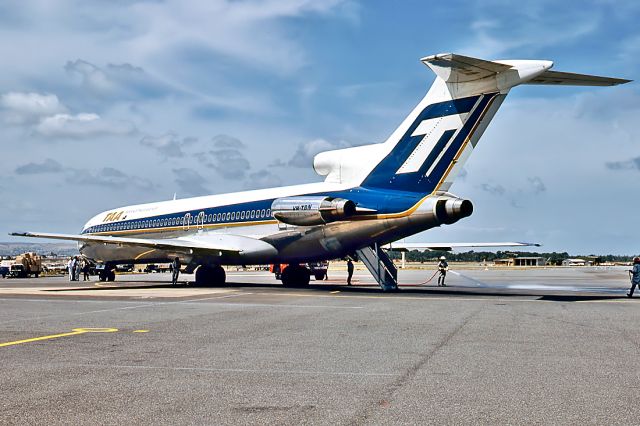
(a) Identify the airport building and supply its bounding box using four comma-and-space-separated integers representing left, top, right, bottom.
494, 257, 547, 267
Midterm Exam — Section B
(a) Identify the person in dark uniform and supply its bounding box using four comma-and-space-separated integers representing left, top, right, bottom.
82, 258, 90, 281
171, 257, 181, 286
347, 258, 354, 286
437, 256, 448, 287
628, 257, 640, 298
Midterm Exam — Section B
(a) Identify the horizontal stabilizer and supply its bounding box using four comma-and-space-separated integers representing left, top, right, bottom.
384, 242, 541, 252
421, 53, 513, 83
526, 70, 631, 86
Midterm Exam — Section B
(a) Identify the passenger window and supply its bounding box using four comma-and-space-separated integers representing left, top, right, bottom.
260, 209, 265, 218
266, 209, 271, 217
241, 211, 245, 219
251, 210, 255, 219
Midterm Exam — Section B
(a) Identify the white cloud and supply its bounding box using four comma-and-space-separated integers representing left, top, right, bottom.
196, 134, 250, 179
287, 138, 352, 168
125, 0, 352, 75
459, 1, 599, 58
35, 112, 135, 139
140, 133, 197, 158
15, 158, 63, 175
0, 92, 66, 124
245, 169, 282, 190
173, 168, 209, 196
66, 167, 153, 190
64, 59, 171, 101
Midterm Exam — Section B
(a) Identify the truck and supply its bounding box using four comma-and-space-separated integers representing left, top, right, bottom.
0, 260, 11, 278
270, 262, 328, 281
9, 252, 42, 278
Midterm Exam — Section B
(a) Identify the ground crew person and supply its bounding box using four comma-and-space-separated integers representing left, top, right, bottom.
67, 257, 75, 281
627, 257, 640, 298
82, 258, 90, 281
437, 256, 448, 287
347, 258, 354, 286
74, 256, 81, 281
171, 257, 181, 286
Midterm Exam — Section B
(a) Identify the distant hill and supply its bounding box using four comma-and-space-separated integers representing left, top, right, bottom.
0, 242, 78, 257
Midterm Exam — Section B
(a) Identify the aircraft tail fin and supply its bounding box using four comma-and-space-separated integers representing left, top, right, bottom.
313, 53, 629, 195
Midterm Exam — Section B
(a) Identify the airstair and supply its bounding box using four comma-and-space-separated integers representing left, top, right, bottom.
356, 243, 398, 291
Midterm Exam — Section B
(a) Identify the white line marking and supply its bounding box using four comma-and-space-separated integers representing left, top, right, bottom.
0, 293, 361, 325
75, 364, 398, 377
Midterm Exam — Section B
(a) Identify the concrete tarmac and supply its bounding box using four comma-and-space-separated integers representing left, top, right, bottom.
0, 267, 638, 424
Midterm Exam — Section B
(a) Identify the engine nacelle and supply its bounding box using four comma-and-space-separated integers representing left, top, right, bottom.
434, 197, 473, 224
271, 196, 356, 226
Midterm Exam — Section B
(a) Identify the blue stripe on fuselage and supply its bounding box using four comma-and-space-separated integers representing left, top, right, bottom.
81, 188, 424, 235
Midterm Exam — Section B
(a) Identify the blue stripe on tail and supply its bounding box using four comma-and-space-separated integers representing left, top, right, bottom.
361, 93, 498, 194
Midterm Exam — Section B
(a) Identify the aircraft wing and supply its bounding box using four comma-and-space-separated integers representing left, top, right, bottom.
9, 231, 267, 256
384, 242, 541, 252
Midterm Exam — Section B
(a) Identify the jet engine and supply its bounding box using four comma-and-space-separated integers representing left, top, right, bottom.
271, 196, 356, 226
435, 197, 473, 224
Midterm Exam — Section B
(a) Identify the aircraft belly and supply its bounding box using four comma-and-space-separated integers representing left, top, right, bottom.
80, 242, 173, 264
270, 211, 440, 262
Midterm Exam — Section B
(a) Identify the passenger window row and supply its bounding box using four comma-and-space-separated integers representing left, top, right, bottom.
86, 208, 272, 234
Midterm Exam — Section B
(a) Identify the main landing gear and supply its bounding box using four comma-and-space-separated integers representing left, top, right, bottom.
281, 264, 310, 288
98, 266, 116, 282
195, 265, 226, 287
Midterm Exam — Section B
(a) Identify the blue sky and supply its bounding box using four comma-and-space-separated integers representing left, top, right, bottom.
1, 0, 638, 254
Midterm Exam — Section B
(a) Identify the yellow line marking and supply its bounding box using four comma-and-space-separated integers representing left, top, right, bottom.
0, 327, 118, 348
133, 330, 149, 333
330, 291, 340, 294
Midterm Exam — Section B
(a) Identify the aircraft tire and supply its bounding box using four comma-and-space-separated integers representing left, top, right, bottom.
282, 265, 310, 288
314, 272, 325, 281
195, 265, 226, 287
107, 270, 116, 282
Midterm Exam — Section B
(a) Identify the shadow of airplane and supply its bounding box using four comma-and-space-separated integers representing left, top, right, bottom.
43, 279, 630, 302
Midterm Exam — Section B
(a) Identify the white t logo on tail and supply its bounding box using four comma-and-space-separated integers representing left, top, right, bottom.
395, 112, 468, 175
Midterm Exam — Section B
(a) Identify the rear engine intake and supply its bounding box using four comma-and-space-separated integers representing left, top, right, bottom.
271, 196, 356, 226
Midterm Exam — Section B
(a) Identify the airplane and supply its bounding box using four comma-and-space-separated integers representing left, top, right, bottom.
12, 53, 630, 291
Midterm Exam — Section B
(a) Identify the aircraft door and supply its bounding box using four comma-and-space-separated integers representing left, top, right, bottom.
182, 213, 191, 231
196, 211, 205, 230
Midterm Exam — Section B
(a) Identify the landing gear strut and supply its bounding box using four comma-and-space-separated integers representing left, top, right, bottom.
281, 265, 310, 288
98, 266, 116, 282
195, 265, 226, 287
